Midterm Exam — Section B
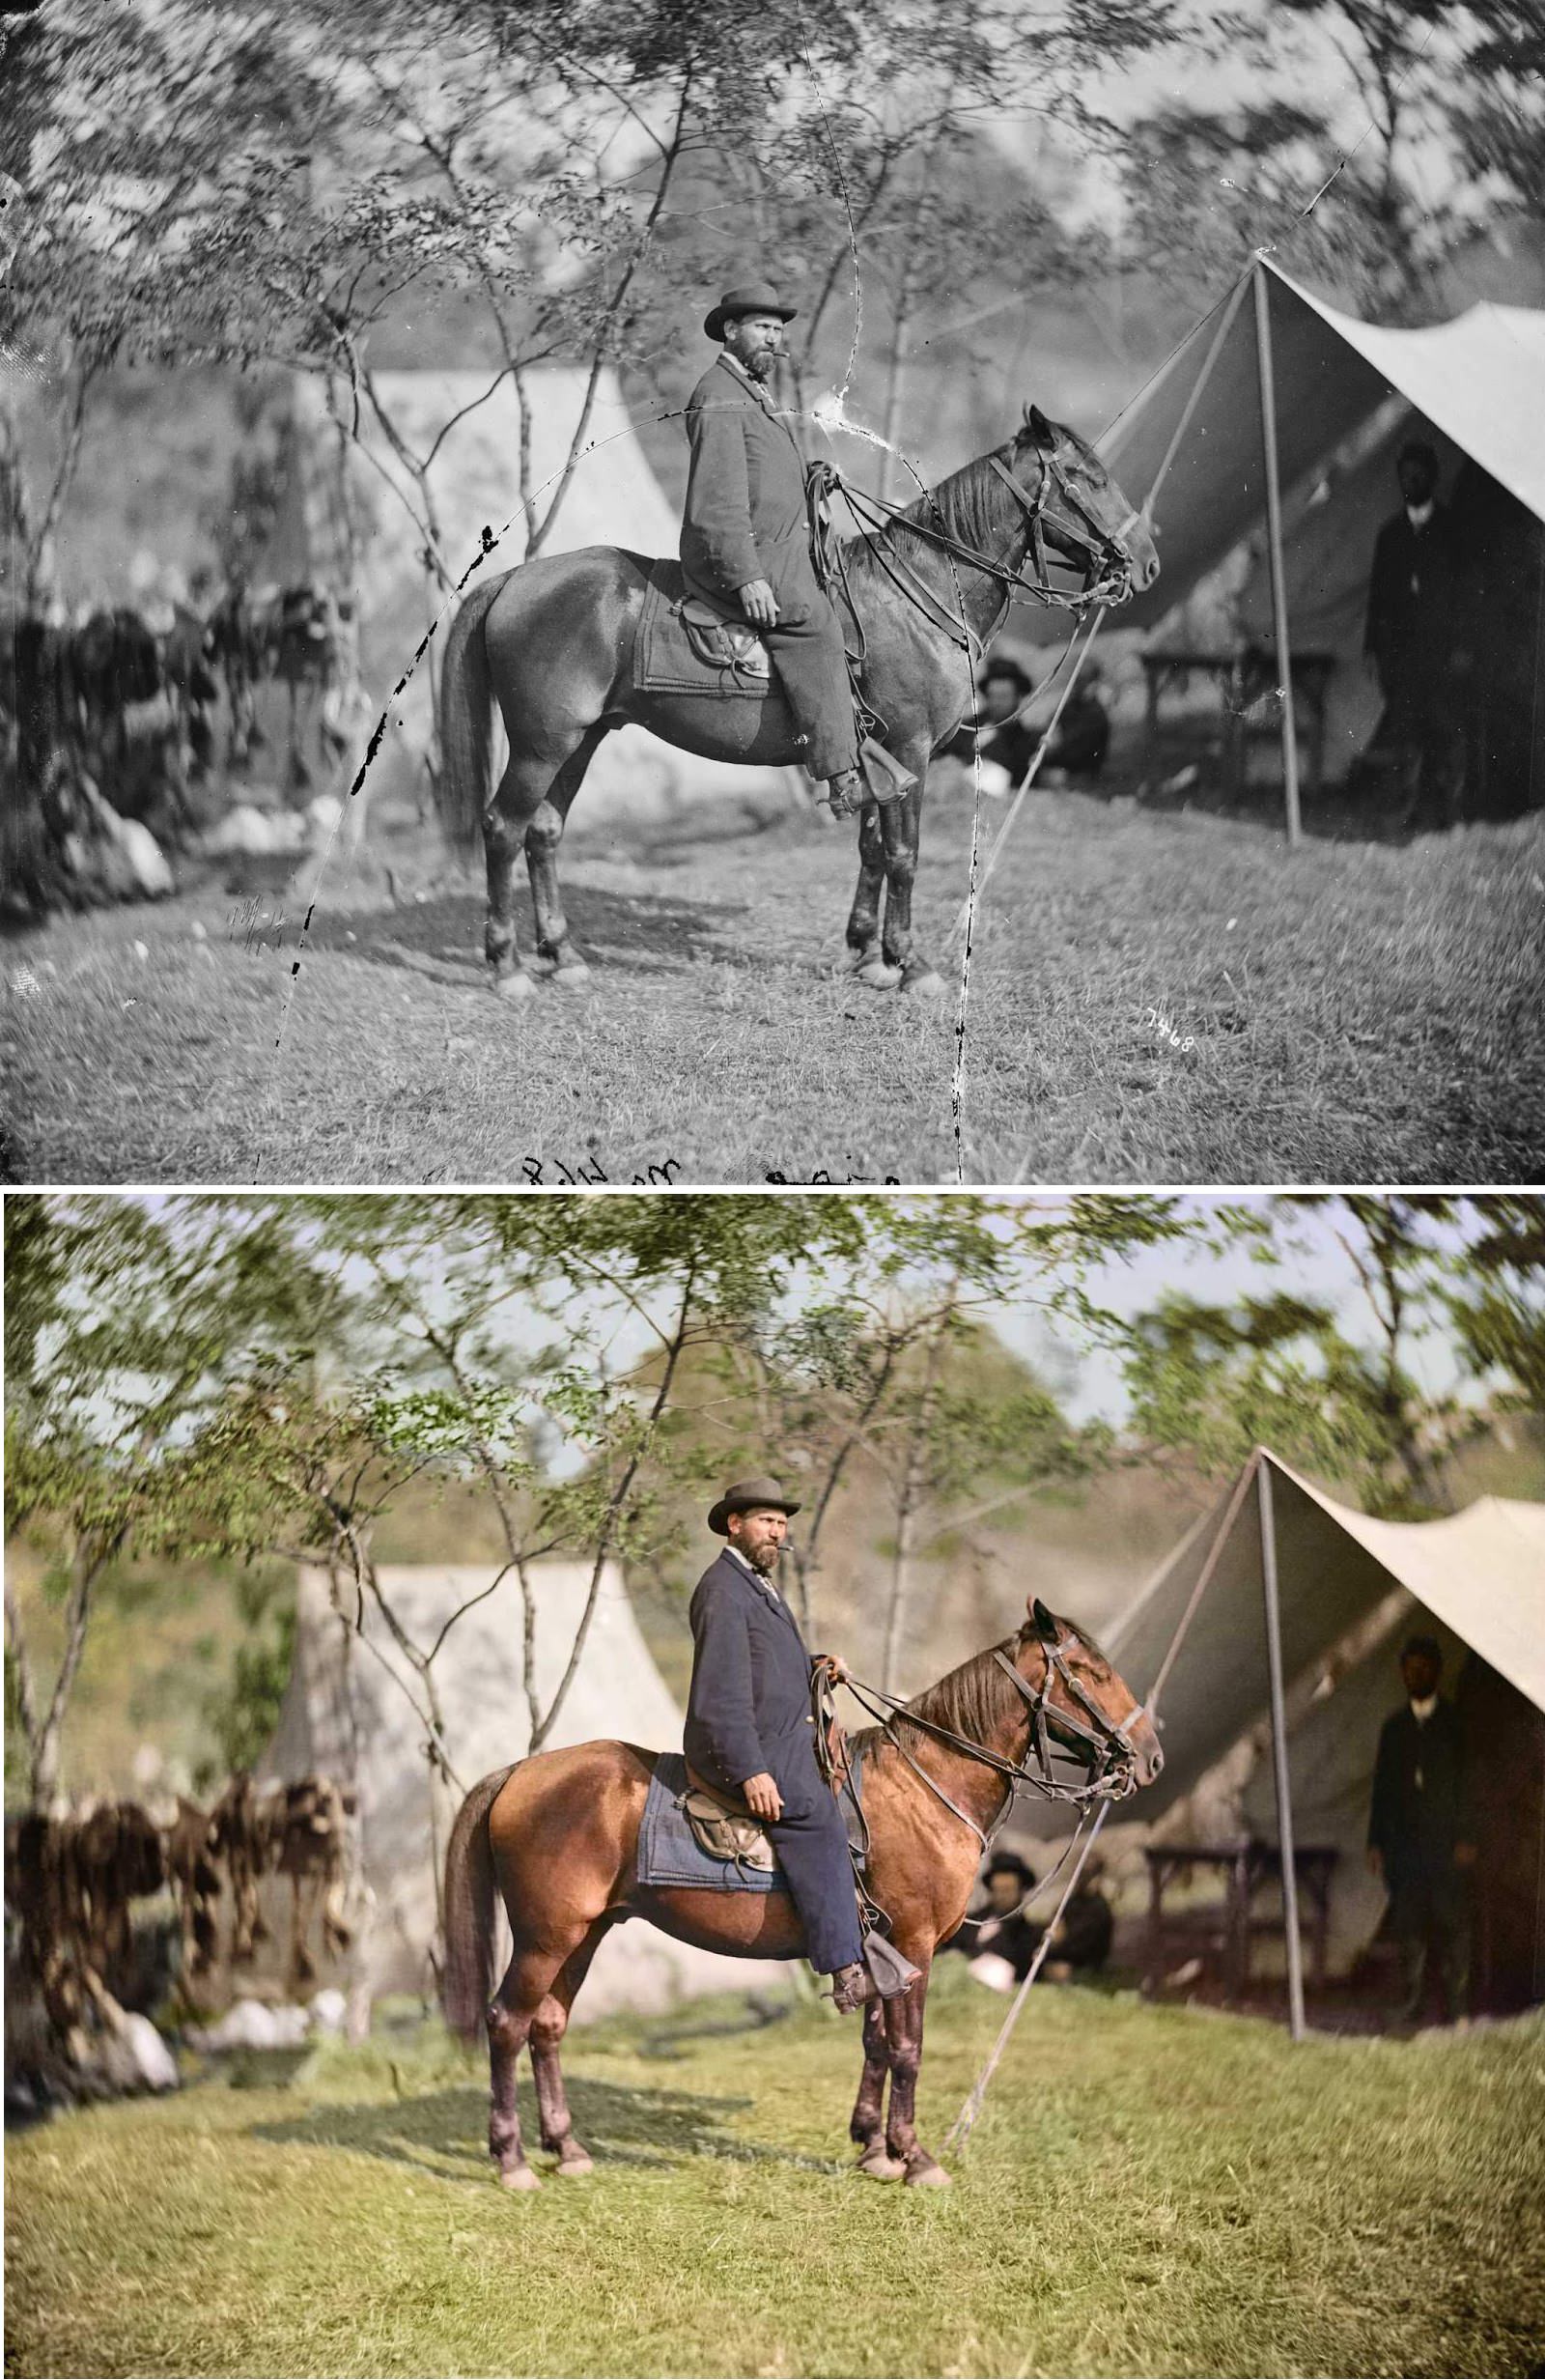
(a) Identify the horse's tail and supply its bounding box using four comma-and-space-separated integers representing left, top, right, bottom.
435, 576, 506, 858
441, 1762, 517, 2044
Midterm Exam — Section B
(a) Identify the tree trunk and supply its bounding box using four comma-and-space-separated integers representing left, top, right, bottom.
880, 1312, 951, 1694
32, 1543, 101, 1806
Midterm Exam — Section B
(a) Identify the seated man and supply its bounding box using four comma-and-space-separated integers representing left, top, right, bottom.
1040, 1852, 1114, 1980
945, 655, 1037, 789
1043, 665, 1111, 783
942, 1849, 1042, 1985
684, 1477, 873, 2014
681, 283, 866, 817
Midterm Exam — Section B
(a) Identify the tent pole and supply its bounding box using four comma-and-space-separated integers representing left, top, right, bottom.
1257, 1455, 1306, 2038
1251, 257, 1304, 847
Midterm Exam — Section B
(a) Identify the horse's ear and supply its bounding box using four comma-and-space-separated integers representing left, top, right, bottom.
1029, 1596, 1059, 1642
1022, 403, 1054, 446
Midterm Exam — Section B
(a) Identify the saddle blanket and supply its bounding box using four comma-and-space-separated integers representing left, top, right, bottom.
637, 1754, 788, 1891
636, 1751, 866, 1894
634, 561, 772, 700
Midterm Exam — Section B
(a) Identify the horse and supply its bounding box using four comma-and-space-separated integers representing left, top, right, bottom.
441, 1594, 1163, 2191
433, 405, 1159, 1002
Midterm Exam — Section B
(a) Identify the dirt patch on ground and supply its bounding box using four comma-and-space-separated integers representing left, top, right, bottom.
4, 789, 1542, 1184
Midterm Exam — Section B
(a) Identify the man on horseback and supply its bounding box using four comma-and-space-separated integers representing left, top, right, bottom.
684, 1477, 874, 2013
682, 284, 869, 818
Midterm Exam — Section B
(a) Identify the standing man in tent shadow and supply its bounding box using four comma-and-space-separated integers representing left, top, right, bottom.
1362, 439, 1465, 829
1366, 1632, 1476, 2028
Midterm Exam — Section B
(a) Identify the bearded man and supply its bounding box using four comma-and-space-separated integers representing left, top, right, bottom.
680, 284, 868, 817
683, 1477, 874, 2013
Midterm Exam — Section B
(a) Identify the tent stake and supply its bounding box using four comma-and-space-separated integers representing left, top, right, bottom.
1252, 258, 1304, 847
1257, 1456, 1306, 2038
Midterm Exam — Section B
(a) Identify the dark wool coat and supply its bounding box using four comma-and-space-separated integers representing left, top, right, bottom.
682, 1546, 863, 1973
1368, 1699, 1472, 1887
1364, 504, 1463, 684
683, 1548, 823, 1795
680, 353, 818, 608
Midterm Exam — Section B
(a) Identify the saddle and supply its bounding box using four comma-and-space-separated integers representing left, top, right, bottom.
679, 1770, 779, 1875
676, 597, 772, 681
674, 1668, 919, 1999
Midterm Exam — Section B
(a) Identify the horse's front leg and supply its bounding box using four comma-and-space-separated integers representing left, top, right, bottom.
880, 769, 945, 1001
851, 1998, 905, 2180
845, 802, 891, 985
883, 1960, 950, 2187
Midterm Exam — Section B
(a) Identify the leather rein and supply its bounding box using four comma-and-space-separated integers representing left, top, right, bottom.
831, 442, 1139, 654
833, 1627, 1144, 1856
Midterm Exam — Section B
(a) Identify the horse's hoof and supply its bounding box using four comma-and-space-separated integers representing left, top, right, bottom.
856, 961, 903, 992
842, 948, 880, 977
904, 2155, 952, 2188
494, 969, 539, 1004
553, 2146, 594, 2176
855, 2145, 906, 2182
901, 968, 946, 1001
498, 2164, 541, 2192
551, 960, 592, 990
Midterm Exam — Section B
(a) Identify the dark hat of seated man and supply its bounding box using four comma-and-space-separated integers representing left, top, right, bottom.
704, 283, 799, 342
708, 1475, 802, 1535
978, 654, 1034, 698
983, 1848, 1037, 1886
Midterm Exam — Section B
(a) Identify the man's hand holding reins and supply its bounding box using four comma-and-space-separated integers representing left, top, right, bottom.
741, 1771, 784, 1822
738, 578, 779, 627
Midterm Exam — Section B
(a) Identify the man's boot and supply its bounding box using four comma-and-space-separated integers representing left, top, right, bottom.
829, 1961, 876, 2013
823, 769, 867, 819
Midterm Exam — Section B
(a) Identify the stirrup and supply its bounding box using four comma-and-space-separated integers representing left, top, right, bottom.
858, 737, 916, 805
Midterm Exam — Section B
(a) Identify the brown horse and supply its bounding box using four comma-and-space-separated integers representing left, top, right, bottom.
433, 407, 1159, 1002
441, 1596, 1162, 2191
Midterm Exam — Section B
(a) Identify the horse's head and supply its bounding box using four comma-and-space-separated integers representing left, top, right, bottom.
1008, 1593, 1164, 1799
1008, 405, 1160, 609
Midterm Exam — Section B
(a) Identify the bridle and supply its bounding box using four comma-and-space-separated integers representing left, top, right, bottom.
829, 435, 1140, 649
833, 1621, 1145, 1856
984, 447, 1142, 613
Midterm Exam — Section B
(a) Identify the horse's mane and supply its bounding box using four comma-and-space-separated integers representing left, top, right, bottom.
853, 1608, 1108, 1759
842, 441, 1022, 583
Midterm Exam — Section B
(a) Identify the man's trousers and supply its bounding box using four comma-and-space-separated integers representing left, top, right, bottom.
1390, 1859, 1470, 2022
687, 530, 858, 782
765, 1770, 864, 1975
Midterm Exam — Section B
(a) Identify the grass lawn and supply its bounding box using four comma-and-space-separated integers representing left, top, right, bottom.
7, 1970, 1544, 2377
3, 794, 1541, 1185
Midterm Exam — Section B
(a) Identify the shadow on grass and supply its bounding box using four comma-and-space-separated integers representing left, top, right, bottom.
250, 2073, 848, 2182
305, 880, 746, 988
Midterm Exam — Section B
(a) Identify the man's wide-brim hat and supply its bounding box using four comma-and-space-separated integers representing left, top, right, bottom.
709, 1476, 802, 1536
704, 283, 799, 343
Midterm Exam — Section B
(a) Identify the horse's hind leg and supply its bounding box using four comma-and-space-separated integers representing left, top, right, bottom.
487, 1944, 568, 2192
484, 779, 529, 999
529, 1919, 612, 2176
524, 725, 608, 988
850, 1998, 905, 2180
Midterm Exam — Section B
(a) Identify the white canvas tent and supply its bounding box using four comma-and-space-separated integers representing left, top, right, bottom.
259, 1559, 788, 2017
1082, 1450, 1545, 2026
285, 368, 793, 823
1092, 260, 1545, 829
